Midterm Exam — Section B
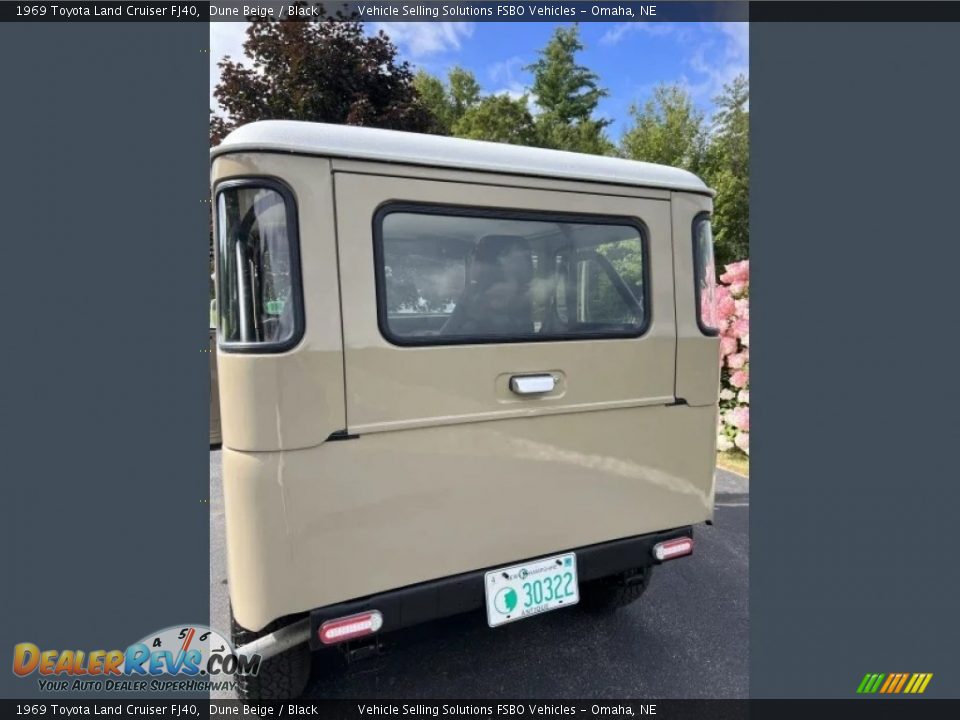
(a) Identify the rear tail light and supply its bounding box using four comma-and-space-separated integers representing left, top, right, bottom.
317, 611, 384, 645
653, 537, 694, 562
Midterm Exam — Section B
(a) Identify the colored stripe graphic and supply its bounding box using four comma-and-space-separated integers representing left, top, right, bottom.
858, 672, 933, 694
857, 673, 885, 693
879, 674, 895, 693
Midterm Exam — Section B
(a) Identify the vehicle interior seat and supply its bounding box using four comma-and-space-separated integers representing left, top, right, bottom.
441, 234, 535, 337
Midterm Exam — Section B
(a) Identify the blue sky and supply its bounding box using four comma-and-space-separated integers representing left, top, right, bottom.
211, 21, 748, 140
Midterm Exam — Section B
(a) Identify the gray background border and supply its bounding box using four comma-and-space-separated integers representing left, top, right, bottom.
751, 22, 960, 697
2, 16, 960, 701
0, 21, 210, 698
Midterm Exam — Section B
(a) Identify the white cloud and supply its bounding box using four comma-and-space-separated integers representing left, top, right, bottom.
616, 22, 749, 113
492, 83, 527, 101
487, 55, 526, 85
688, 22, 749, 101
600, 22, 691, 46
373, 22, 474, 58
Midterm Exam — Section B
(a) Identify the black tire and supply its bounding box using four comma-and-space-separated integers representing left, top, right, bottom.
230, 610, 311, 701
580, 566, 653, 612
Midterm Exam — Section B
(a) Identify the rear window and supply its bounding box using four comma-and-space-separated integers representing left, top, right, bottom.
374, 206, 648, 345
216, 180, 302, 352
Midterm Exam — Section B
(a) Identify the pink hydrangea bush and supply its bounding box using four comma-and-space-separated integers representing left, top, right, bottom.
714, 260, 749, 456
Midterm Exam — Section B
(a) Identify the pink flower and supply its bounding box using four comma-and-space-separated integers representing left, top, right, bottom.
728, 406, 750, 432
734, 298, 750, 318
729, 281, 748, 298
717, 294, 737, 322
727, 352, 748, 370
720, 260, 749, 285
720, 335, 738, 358
731, 318, 750, 339
734, 432, 750, 454
730, 369, 749, 388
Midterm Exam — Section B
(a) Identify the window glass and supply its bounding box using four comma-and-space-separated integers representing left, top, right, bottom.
693, 215, 718, 333
377, 210, 646, 344
217, 185, 300, 349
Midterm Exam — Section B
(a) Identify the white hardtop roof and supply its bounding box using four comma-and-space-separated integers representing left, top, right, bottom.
212, 120, 712, 196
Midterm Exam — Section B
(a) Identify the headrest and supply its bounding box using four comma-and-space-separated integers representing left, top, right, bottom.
469, 234, 533, 287
473, 234, 530, 263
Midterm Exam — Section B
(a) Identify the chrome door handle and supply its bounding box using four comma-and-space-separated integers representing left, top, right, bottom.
509, 374, 556, 395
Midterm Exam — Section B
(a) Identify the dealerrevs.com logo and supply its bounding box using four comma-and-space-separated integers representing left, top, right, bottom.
12, 625, 260, 693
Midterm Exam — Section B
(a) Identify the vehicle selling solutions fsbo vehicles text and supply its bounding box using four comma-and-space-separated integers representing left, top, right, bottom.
354, 5, 656, 19
354, 705, 651, 717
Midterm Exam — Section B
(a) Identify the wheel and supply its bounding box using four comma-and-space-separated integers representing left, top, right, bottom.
580, 566, 653, 612
230, 609, 311, 700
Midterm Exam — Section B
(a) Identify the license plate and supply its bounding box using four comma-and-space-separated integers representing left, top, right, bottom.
484, 553, 579, 627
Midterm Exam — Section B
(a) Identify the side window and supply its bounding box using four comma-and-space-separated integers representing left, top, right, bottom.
375, 207, 648, 345
693, 214, 718, 335
216, 181, 303, 351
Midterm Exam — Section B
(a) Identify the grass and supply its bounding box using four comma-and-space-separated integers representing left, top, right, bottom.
717, 450, 749, 477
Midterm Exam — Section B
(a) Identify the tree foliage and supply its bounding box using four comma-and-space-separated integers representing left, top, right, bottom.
620, 84, 707, 172
448, 66, 482, 121
413, 66, 481, 135
414, 66, 534, 146
526, 25, 613, 153
210, 18, 748, 265
210, 17, 435, 145
619, 75, 749, 265
527, 26, 606, 127
454, 93, 536, 145
703, 75, 749, 266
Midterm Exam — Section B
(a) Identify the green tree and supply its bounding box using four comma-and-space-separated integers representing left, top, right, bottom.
413, 70, 453, 132
453, 93, 537, 146
620, 84, 706, 172
526, 25, 612, 153
414, 66, 482, 134
210, 17, 436, 145
448, 66, 481, 120
704, 75, 749, 265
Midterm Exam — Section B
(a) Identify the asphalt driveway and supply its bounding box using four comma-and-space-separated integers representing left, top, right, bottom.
210, 450, 748, 698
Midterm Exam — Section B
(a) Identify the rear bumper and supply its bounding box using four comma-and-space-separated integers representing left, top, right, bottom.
307, 526, 692, 650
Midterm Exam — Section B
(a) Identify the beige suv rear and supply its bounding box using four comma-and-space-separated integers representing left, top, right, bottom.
211, 121, 720, 699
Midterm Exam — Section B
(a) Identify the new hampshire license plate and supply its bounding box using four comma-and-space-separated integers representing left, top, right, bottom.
484, 553, 579, 627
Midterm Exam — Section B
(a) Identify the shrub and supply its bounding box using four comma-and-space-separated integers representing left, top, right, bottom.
715, 260, 749, 456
